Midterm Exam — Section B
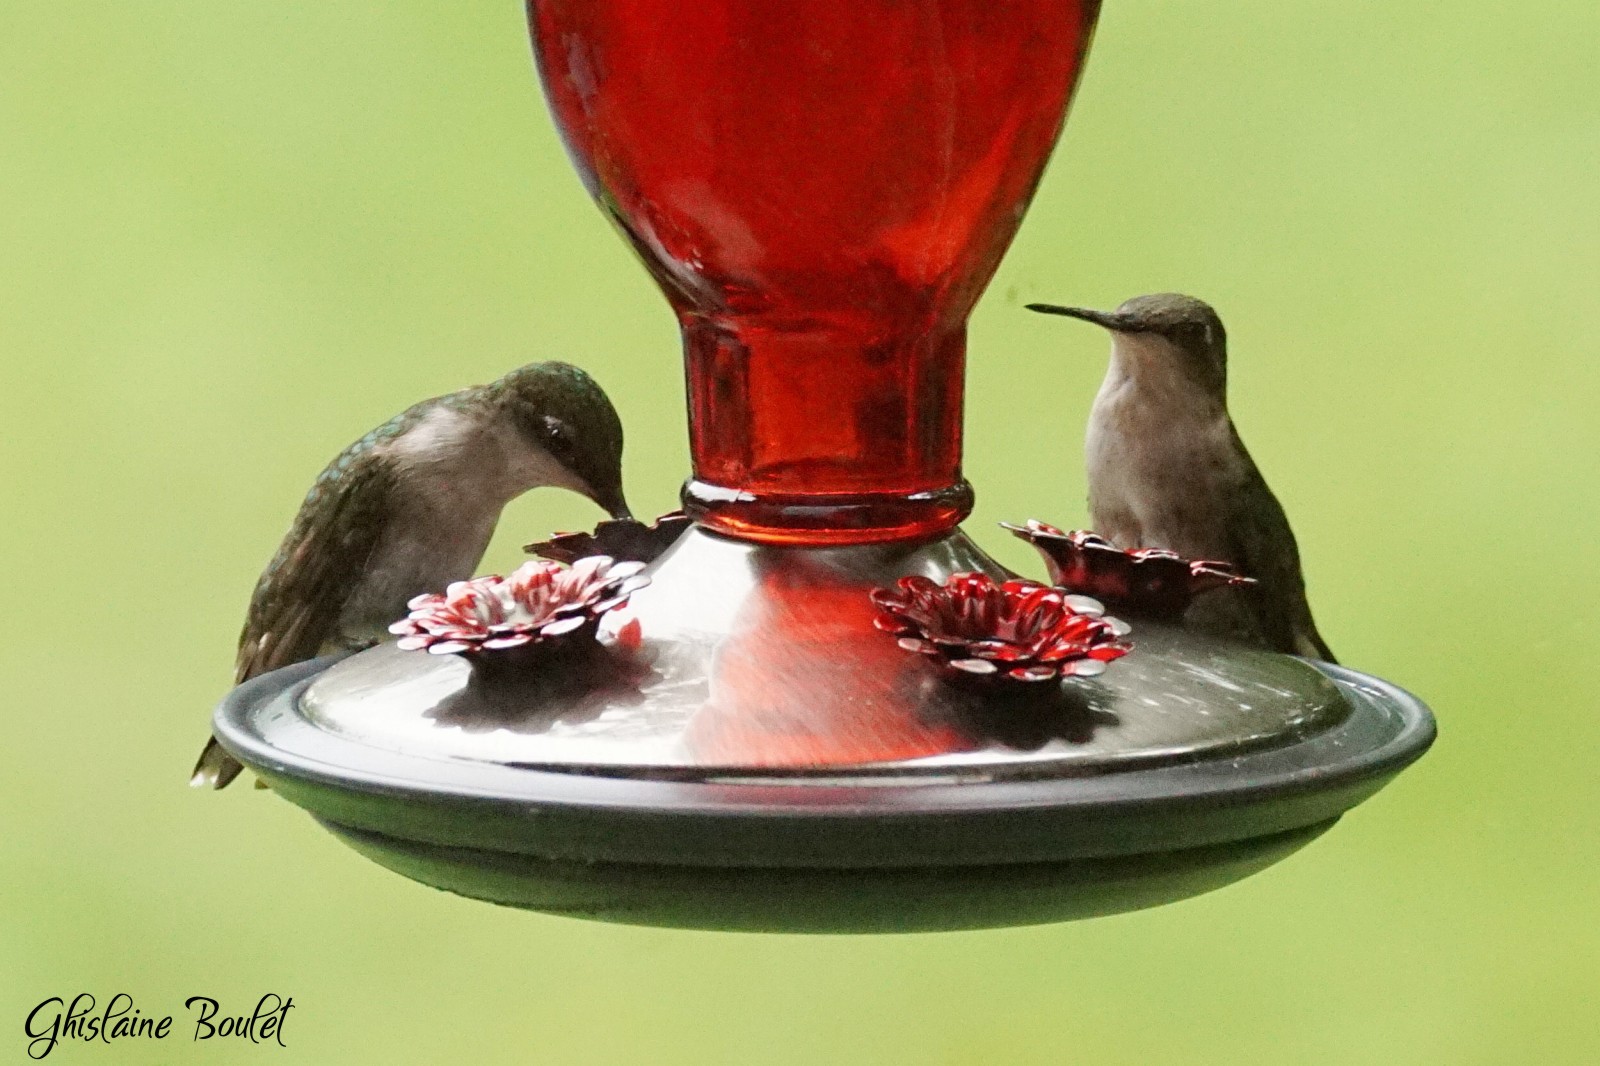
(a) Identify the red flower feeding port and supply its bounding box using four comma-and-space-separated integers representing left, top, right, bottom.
391, 559, 647, 657
871, 573, 1131, 684
212, 0, 1433, 932
525, 512, 691, 566
1002, 520, 1254, 619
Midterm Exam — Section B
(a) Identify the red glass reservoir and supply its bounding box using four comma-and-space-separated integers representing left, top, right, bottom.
530, 0, 1100, 544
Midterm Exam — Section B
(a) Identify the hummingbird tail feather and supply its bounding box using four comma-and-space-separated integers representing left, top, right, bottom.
190, 737, 243, 790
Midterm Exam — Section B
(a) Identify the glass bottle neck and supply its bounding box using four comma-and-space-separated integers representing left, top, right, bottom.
680, 314, 973, 545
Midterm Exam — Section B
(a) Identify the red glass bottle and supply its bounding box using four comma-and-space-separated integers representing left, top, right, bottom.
530, 0, 1100, 544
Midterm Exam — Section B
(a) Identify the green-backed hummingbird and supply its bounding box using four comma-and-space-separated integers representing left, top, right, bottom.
190, 360, 632, 788
1028, 294, 1336, 662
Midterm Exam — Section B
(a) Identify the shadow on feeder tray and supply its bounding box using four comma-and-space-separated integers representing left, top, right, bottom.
426, 642, 656, 735
935, 680, 1122, 752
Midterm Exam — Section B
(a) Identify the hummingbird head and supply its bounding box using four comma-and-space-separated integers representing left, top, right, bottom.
1027, 293, 1228, 393
492, 361, 632, 519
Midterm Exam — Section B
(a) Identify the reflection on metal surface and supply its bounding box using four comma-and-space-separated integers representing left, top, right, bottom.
300, 528, 1348, 778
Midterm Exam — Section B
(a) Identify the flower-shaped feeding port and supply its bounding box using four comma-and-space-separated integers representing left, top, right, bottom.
1003, 520, 1253, 620
390, 557, 648, 660
871, 572, 1132, 684
525, 512, 692, 566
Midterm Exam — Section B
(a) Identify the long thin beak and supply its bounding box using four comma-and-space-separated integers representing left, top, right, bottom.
599, 486, 633, 521
1026, 303, 1136, 332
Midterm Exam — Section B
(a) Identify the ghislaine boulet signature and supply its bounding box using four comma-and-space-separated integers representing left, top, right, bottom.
24, 993, 293, 1060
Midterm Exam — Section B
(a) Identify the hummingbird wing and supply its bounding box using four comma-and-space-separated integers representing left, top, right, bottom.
1220, 425, 1337, 663
193, 449, 398, 790
233, 448, 399, 683
195, 402, 443, 790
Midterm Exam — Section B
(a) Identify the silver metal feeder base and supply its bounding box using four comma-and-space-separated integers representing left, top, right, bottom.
213, 528, 1435, 932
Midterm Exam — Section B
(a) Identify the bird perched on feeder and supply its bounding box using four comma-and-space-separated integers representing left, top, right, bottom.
190, 361, 632, 788
1027, 293, 1336, 662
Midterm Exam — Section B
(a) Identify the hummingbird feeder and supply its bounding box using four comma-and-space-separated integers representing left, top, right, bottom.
213, 0, 1434, 932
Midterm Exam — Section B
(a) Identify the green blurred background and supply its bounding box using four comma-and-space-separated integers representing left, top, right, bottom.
3, 1, 1596, 1063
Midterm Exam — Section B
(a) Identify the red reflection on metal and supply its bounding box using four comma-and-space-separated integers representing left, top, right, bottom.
530, 0, 1100, 543
687, 562, 970, 767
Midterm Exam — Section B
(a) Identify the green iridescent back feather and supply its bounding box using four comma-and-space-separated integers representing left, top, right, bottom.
234, 393, 466, 681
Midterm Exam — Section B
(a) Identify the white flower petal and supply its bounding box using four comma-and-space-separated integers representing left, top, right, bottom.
1063, 594, 1105, 616
540, 615, 587, 637
567, 555, 609, 583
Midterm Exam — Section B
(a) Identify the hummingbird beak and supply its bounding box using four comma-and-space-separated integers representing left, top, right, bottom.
598, 485, 633, 521
1026, 303, 1142, 333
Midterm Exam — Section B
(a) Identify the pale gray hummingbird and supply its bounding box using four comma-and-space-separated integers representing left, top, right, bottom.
190, 360, 632, 788
1027, 294, 1336, 662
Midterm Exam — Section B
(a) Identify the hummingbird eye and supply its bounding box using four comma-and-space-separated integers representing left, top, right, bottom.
540, 415, 576, 455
